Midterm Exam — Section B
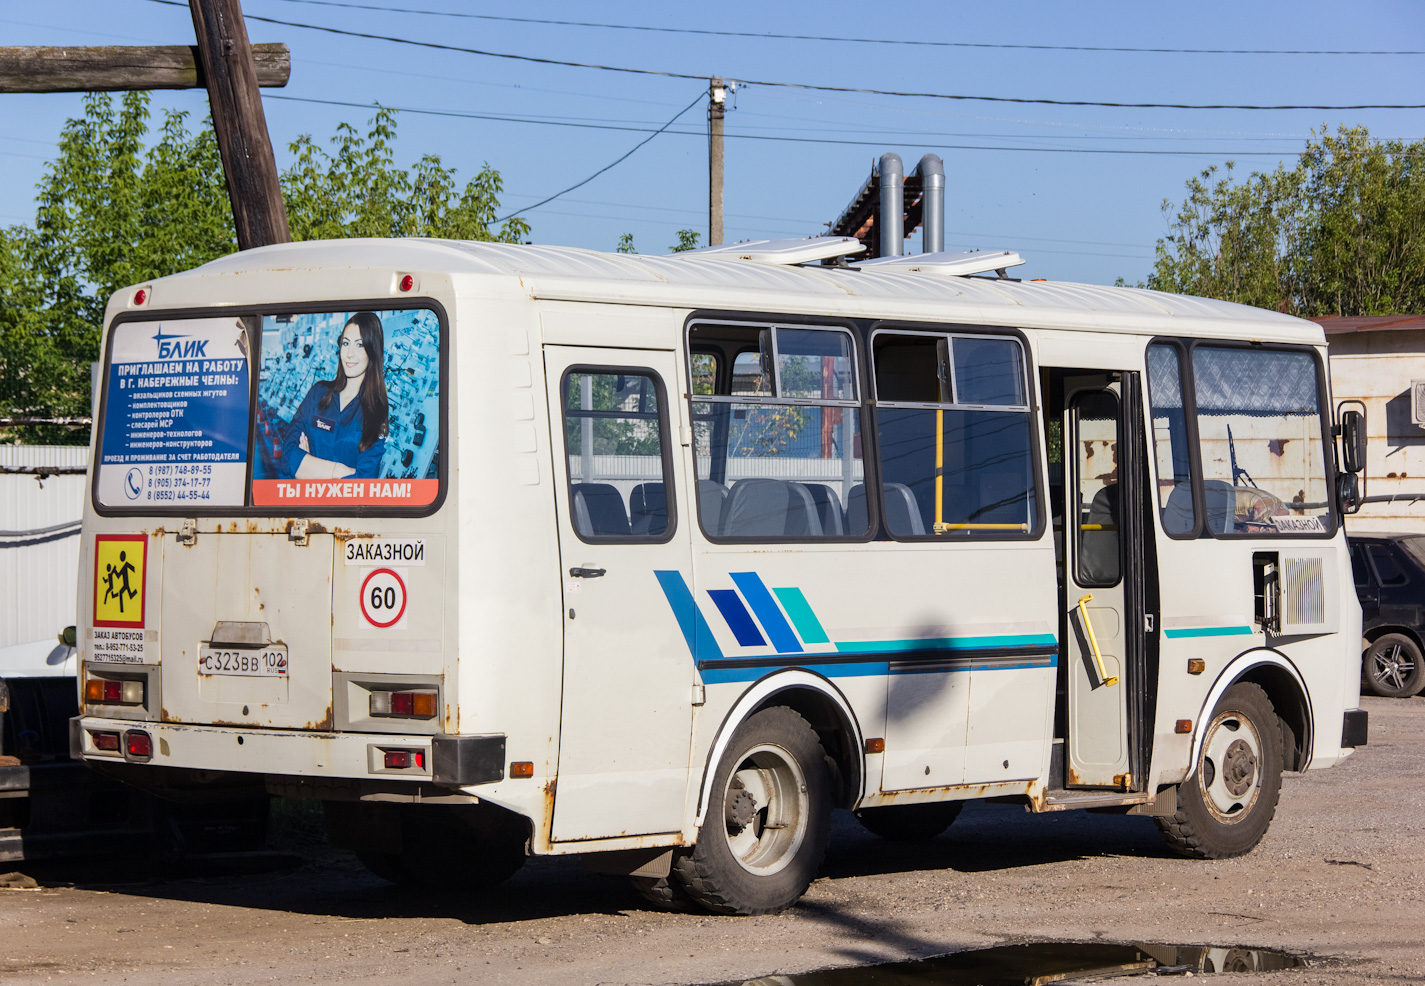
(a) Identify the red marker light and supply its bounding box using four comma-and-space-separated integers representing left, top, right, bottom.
125, 730, 153, 758
398, 274, 415, 292
133, 288, 148, 305
92, 732, 120, 752
384, 750, 412, 769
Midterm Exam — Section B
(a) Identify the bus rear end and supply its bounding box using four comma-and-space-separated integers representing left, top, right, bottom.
71, 259, 525, 876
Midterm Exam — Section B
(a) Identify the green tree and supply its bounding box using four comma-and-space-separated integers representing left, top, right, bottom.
1147, 127, 1425, 316
615, 232, 637, 254
669, 228, 701, 253
1, 93, 528, 444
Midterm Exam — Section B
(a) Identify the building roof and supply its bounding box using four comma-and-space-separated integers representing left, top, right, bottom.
1310, 314, 1425, 335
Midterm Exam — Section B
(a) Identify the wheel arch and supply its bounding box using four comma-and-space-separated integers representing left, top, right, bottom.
694, 670, 865, 826
1192, 649, 1313, 773
1363, 624, 1424, 651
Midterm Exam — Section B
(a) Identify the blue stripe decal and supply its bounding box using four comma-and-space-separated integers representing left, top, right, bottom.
653, 570, 724, 661
1164, 626, 1256, 639
707, 590, 767, 647
701, 661, 890, 685
730, 572, 804, 654
835, 633, 1058, 654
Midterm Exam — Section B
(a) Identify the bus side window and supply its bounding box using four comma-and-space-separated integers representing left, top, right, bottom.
871, 330, 1037, 538
688, 322, 865, 542
1147, 343, 1196, 536
561, 369, 674, 542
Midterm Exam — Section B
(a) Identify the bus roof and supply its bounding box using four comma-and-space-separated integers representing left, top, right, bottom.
171, 238, 1318, 343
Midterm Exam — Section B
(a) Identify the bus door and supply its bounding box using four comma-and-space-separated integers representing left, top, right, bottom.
543, 346, 695, 842
1060, 372, 1149, 789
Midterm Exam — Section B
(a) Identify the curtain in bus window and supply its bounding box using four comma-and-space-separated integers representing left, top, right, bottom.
1191, 347, 1330, 536
1147, 344, 1195, 535
562, 371, 669, 539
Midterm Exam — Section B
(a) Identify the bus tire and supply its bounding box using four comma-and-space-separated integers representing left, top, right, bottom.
672, 707, 832, 915
1156, 682, 1283, 860
854, 801, 963, 841
630, 870, 699, 913
1362, 633, 1425, 698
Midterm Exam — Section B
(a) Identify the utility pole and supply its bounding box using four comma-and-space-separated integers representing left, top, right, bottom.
0, 44, 289, 93
708, 77, 727, 247
189, 0, 290, 250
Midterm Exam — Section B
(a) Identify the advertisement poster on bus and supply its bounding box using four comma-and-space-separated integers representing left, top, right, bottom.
96, 317, 251, 508
250, 308, 441, 507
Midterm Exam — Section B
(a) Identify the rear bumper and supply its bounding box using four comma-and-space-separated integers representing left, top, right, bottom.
73, 716, 505, 789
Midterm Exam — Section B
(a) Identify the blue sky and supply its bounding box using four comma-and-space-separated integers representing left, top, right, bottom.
3, 0, 1423, 285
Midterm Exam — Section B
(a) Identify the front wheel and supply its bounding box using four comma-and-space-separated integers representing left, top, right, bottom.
1363, 633, 1425, 698
1156, 682, 1283, 859
671, 707, 832, 915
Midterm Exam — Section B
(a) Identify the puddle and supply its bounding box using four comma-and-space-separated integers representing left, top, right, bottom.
708, 941, 1310, 986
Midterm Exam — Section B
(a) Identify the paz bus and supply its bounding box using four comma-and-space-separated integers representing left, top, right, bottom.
73, 236, 1368, 915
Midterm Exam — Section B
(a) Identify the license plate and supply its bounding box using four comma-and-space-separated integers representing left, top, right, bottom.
198, 644, 289, 677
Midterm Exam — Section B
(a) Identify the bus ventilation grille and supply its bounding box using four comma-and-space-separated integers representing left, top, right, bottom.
1280, 555, 1327, 633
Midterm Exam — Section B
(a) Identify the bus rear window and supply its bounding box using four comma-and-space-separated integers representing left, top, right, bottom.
96, 305, 443, 513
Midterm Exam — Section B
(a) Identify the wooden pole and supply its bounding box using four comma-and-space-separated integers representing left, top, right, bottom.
0, 44, 290, 94
188, 0, 290, 250
708, 77, 725, 247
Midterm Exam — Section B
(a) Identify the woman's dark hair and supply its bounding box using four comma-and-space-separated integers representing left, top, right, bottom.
318, 311, 389, 453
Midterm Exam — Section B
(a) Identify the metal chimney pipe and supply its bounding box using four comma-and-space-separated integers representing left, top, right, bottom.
917, 154, 945, 254
878, 152, 904, 257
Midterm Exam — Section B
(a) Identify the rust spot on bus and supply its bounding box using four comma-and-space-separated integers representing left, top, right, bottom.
305, 706, 334, 731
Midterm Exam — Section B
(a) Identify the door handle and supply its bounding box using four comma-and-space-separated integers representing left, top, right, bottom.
1076, 593, 1120, 688
569, 567, 606, 579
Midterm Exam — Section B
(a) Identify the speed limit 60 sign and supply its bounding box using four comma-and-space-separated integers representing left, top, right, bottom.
360, 568, 407, 628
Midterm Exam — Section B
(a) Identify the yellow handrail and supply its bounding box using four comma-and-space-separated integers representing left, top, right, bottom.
934, 523, 1031, 531
1076, 593, 1119, 687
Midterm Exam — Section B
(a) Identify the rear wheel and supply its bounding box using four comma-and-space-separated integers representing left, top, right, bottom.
854, 801, 963, 841
672, 707, 832, 915
1363, 633, 1425, 698
1156, 682, 1283, 859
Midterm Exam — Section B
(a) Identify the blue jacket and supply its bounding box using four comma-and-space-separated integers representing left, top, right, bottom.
283, 383, 386, 479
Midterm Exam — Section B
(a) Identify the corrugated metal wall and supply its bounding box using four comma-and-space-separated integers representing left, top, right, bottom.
0, 446, 87, 648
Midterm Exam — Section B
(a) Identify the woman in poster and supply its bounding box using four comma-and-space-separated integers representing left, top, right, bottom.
283, 311, 390, 479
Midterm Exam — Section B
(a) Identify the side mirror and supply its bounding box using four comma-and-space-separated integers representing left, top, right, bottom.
1341, 408, 1366, 475
1337, 472, 1362, 515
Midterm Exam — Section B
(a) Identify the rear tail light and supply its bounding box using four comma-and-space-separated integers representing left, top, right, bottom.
92, 731, 121, 752
125, 730, 153, 759
369, 689, 438, 719
84, 676, 144, 706
382, 749, 426, 770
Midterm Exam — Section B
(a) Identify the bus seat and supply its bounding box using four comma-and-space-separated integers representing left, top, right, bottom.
629, 482, 668, 536
722, 479, 824, 538
882, 482, 927, 536
697, 480, 730, 535
1203, 480, 1235, 534
571, 482, 630, 537
845, 483, 926, 537
1080, 483, 1120, 583
1162, 482, 1196, 535
804, 483, 845, 536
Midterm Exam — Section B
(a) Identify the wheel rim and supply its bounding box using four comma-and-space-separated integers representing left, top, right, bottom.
720, 742, 809, 876
1371, 642, 1414, 690
1196, 707, 1264, 823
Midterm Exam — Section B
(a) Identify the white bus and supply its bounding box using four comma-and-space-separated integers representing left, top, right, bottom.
74, 236, 1368, 914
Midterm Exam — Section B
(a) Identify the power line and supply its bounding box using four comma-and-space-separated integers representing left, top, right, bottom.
141, 0, 1425, 111
264, 95, 1375, 157
262, 0, 1425, 57
495, 90, 706, 224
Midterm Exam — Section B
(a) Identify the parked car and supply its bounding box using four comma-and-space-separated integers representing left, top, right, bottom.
1349, 533, 1425, 698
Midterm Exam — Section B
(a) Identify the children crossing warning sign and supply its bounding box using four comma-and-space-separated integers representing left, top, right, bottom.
94, 534, 147, 628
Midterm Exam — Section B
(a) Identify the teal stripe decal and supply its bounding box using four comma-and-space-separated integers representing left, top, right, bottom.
835, 633, 1058, 654
1164, 626, 1256, 639
773, 587, 831, 645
